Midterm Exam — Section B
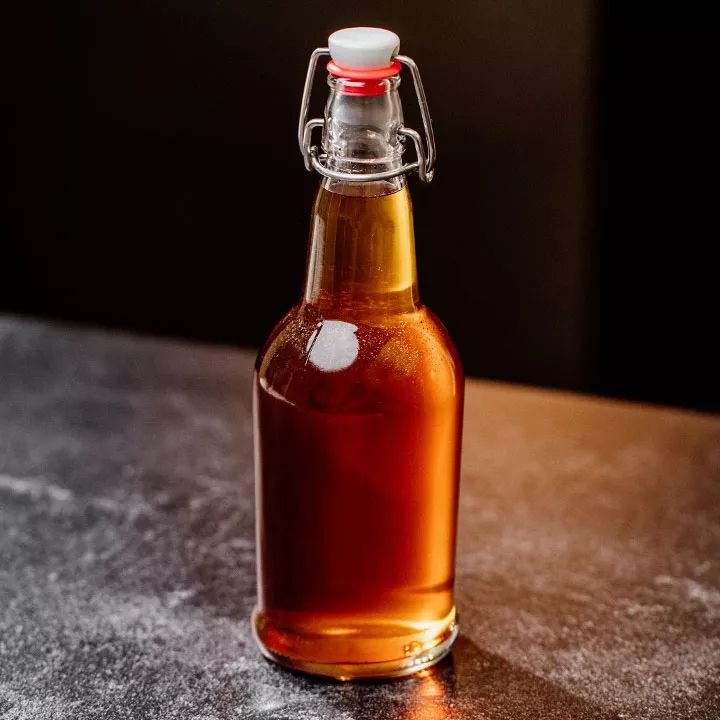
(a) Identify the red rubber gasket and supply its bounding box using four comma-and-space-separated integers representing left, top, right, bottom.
327, 60, 402, 96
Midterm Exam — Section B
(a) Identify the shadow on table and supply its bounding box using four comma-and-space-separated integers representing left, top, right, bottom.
446, 634, 614, 719
281, 634, 614, 720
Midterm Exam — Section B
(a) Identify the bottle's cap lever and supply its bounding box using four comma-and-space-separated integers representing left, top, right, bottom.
328, 27, 400, 70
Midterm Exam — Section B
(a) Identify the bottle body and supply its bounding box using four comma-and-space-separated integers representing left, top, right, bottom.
252, 180, 463, 678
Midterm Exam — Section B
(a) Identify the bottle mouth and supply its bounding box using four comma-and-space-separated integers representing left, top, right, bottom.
327, 60, 402, 96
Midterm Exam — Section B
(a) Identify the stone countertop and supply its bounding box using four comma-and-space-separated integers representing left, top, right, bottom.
1, 316, 719, 719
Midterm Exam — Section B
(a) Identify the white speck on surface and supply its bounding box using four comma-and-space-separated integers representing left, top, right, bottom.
0, 474, 73, 503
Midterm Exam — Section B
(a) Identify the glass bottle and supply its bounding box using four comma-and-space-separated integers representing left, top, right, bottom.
252, 28, 463, 680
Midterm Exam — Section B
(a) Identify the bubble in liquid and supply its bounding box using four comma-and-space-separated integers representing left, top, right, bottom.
403, 640, 423, 656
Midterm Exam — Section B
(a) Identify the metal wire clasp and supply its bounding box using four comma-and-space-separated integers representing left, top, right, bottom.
298, 48, 436, 183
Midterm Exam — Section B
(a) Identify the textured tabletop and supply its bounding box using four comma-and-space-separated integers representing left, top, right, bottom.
1, 316, 719, 719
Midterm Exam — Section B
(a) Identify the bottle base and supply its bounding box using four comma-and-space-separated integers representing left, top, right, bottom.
252, 606, 458, 681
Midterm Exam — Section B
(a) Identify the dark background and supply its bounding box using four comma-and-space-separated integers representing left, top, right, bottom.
6, 2, 719, 411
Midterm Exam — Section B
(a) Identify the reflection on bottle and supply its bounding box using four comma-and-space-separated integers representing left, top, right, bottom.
306, 320, 359, 372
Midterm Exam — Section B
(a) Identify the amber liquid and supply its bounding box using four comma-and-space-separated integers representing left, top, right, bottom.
253, 181, 463, 679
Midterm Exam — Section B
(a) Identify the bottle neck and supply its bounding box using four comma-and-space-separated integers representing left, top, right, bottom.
302, 176, 419, 315
302, 73, 418, 316
321, 74, 404, 177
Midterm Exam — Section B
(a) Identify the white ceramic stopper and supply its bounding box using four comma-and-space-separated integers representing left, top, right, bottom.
328, 27, 400, 70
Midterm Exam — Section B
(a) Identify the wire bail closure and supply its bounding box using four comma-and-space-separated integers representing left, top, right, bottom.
298, 48, 436, 183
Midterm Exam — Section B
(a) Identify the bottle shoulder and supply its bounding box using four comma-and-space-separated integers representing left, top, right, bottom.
256, 303, 462, 413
